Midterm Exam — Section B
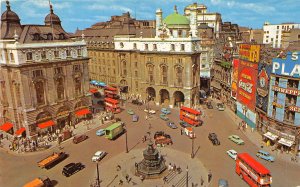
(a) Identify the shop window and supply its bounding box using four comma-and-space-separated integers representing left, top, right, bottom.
275, 77, 279, 86
287, 79, 298, 89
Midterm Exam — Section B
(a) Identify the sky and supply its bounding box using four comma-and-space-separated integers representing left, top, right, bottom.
1, 0, 299, 33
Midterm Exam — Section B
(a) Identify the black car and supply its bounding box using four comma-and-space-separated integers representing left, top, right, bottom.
62, 162, 85, 177
206, 102, 213, 109
208, 133, 220, 145
132, 99, 143, 105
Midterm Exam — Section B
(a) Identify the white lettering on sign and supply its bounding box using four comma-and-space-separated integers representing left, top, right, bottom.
291, 52, 298, 61
272, 62, 280, 73
281, 63, 289, 76
272, 62, 300, 77
239, 162, 258, 181
238, 80, 253, 93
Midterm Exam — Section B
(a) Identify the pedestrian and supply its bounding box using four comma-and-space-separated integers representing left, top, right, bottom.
163, 176, 167, 184
201, 176, 204, 186
125, 174, 129, 183
119, 179, 123, 185
140, 175, 144, 182
116, 165, 121, 171
208, 170, 212, 183
180, 128, 183, 135
173, 164, 176, 171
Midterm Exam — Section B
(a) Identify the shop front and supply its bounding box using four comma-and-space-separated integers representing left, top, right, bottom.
210, 81, 221, 100
74, 107, 92, 124
263, 131, 278, 146
0, 122, 14, 135
14, 127, 26, 138
56, 107, 71, 130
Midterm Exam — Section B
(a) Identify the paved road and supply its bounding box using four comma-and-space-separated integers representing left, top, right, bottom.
0, 101, 299, 187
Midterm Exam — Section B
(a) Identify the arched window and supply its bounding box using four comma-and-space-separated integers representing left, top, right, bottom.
175, 67, 183, 85
35, 81, 45, 105
56, 77, 64, 100
147, 65, 154, 83
161, 66, 168, 84
74, 77, 82, 96
122, 61, 127, 76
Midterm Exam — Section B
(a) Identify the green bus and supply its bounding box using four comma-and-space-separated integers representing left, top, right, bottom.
105, 122, 125, 140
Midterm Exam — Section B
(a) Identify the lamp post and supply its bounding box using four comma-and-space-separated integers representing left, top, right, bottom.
95, 162, 100, 187
191, 129, 195, 158
125, 124, 128, 153
186, 166, 189, 187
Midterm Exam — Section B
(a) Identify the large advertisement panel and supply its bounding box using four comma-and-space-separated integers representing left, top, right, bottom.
239, 44, 261, 63
237, 60, 258, 111
231, 59, 239, 99
256, 63, 272, 113
236, 101, 257, 129
272, 51, 300, 78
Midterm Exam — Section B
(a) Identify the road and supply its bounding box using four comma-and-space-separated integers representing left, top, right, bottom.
0, 100, 299, 187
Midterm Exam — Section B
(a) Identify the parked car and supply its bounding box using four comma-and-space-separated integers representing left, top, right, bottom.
62, 162, 85, 177
96, 129, 105, 136
127, 109, 135, 115
216, 103, 225, 111
154, 131, 172, 145
167, 121, 178, 129
179, 121, 190, 128
206, 102, 213, 109
226, 149, 238, 160
228, 135, 244, 145
73, 134, 88, 144
160, 113, 169, 121
92, 151, 107, 162
208, 133, 220, 145
132, 99, 143, 105
256, 150, 275, 162
218, 179, 229, 187
132, 114, 139, 122
161, 108, 171, 114
144, 109, 156, 114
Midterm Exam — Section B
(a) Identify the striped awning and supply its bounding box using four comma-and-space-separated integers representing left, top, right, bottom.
263, 132, 278, 141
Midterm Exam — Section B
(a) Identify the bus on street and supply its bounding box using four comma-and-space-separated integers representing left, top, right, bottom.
179, 106, 202, 127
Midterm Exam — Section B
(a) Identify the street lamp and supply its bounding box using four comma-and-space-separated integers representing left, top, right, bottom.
186, 166, 189, 187
191, 129, 195, 158
95, 162, 100, 187
124, 124, 128, 153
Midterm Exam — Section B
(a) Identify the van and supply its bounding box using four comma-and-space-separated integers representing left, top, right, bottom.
72, 134, 88, 144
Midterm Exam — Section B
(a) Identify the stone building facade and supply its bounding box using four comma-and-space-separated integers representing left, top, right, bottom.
0, 2, 91, 137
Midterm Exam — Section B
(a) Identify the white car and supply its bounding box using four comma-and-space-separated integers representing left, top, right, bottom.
92, 151, 107, 162
144, 109, 156, 114
227, 149, 238, 160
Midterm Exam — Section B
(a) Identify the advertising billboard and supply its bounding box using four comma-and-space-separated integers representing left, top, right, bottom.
256, 63, 272, 113
272, 51, 300, 78
231, 58, 239, 99
239, 44, 261, 63
237, 60, 258, 111
236, 101, 257, 129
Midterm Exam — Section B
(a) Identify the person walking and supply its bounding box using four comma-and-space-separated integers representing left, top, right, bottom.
208, 170, 212, 183
180, 128, 183, 135
201, 176, 204, 186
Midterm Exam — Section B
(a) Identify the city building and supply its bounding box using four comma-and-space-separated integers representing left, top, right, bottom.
281, 28, 300, 49
266, 51, 300, 153
184, 2, 222, 36
114, 6, 201, 107
263, 22, 300, 48
250, 29, 264, 44
0, 2, 91, 137
73, 12, 155, 97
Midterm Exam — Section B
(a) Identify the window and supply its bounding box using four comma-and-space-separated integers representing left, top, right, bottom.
163, 58, 167, 63
33, 70, 43, 78
275, 77, 279, 86
271, 38, 274, 42
145, 44, 149, 50
56, 77, 64, 100
133, 43, 137, 49
135, 62, 138, 68
35, 81, 45, 105
266, 36, 269, 38
54, 50, 59, 59
266, 40, 268, 43
176, 67, 183, 85
276, 35, 278, 39
10, 53, 14, 61
171, 44, 175, 51
148, 65, 154, 83
135, 70, 138, 77
74, 77, 82, 96
122, 61, 127, 76
120, 42, 124, 48
135, 81, 138, 91
41, 51, 46, 59
180, 44, 185, 51
201, 64, 206, 68
153, 44, 157, 50
54, 67, 63, 75
27, 52, 33, 61
66, 50, 70, 57
178, 30, 182, 37
147, 57, 153, 62
277, 26, 279, 29
77, 49, 82, 56
288, 79, 298, 89
73, 64, 81, 72
161, 66, 168, 84
47, 33, 53, 40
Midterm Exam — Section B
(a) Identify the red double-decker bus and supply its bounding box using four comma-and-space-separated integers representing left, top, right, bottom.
104, 98, 121, 113
236, 153, 272, 187
179, 106, 202, 127
104, 86, 118, 99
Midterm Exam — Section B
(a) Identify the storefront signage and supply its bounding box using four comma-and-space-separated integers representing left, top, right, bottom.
272, 51, 300, 78
288, 106, 300, 113
237, 60, 258, 111
231, 59, 239, 99
272, 102, 283, 108
256, 63, 272, 113
239, 44, 260, 63
272, 85, 300, 96
57, 111, 70, 118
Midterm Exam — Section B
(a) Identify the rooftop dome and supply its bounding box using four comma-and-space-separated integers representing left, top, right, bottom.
44, 4, 61, 26
163, 5, 189, 26
1, 1, 20, 22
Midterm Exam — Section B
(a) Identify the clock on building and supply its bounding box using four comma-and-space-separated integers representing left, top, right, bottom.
259, 77, 266, 88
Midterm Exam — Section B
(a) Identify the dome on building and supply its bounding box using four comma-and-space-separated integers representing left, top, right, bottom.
163, 5, 189, 27
1, 1, 20, 22
44, 5, 61, 26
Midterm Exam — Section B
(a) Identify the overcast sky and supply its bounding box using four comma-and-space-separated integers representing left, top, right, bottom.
1, 0, 299, 33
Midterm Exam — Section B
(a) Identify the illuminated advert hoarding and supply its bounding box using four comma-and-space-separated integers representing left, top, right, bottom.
237, 60, 258, 111
256, 63, 272, 113
231, 59, 239, 99
239, 44, 261, 63
272, 51, 300, 78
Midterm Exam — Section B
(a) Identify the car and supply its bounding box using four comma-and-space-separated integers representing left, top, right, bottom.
167, 121, 178, 129
228, 135, 244, 145
160, 113, 169, 121
144, 109, 156, 114
226, 149, 238, 160
208, 133, 220, 145
62, 162, 85, 177
73, 134, 88, 144
92, 151, 107, 162
132, 114, 139, 122
161, 108, 171, 114
216, 103, 225, 111
256, 150, 275, 162
132, 99, 143, 105
218, 179, 229, 187
206, 102, 213, 109
127, 109, 135, 115
96, 129, 105, 136
179, 121, 190, 128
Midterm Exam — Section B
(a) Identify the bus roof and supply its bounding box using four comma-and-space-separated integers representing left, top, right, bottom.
238, 153, 270, 175
181, 106, 201, 115
105, 86, 117, 91
105, 122, 123, 131
104, 97, 119, 104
